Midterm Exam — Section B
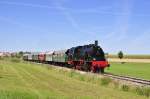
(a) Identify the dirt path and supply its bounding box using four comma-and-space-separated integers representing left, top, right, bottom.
108, 58, 150, 63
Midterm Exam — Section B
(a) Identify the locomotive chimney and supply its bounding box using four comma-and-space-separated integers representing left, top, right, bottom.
95, 40, 98, 46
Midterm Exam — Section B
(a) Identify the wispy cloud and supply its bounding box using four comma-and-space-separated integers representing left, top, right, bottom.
0, 0, 136, 41
51, 2, 115, 38
0, 16, 45, 34
1, 1, 150, 17
103, 0, 133, 41
52, 1, 82, 32
0, 1, 82, 32
0, 16, 25, 26
0, 1, 57, 9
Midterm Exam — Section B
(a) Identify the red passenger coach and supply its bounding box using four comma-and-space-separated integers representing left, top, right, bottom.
38, 53, 46, 62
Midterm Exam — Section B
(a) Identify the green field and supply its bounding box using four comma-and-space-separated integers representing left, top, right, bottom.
107, 55, 150, 59
0, 59, 148, 99
106, 62, 150, 80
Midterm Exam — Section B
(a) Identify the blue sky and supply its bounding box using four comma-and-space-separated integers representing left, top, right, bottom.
0, 0, 150, 54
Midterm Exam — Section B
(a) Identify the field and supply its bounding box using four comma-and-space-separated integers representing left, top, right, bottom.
0, 59, 148, 99
106, 62, 150, 80
107, 55, 150, 59
108, 58, 150, 63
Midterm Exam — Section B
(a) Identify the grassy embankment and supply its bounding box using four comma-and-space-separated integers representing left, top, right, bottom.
0, 58, 149, 99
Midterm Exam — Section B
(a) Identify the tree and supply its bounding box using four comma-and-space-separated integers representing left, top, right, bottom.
19, 51, 23, 57
118, 51, 123, 59
16, 51, 24, 58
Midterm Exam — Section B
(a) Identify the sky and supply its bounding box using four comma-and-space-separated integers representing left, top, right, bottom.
0, 0, 150, 54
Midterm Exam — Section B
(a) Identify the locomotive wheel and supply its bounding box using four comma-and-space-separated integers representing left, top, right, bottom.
82, 64, 90, 72
91, 66, 96, 73
76, 65, 81, 70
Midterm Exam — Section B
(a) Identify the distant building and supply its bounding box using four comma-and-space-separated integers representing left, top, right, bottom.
11, 52, 18, 57
0, 52, 11, 57
0, 52, 4, 57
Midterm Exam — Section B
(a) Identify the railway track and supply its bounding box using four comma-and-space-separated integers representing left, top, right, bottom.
103, 73, 150, 86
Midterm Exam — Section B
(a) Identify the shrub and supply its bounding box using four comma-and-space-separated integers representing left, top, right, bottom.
135, 87, 144, 96
11, 58, 20, 63
121, 84, 129, 91
143, 87, 150, 97
100, 77, 112, 86
135, 87, 150, 97
0, 57, 4, 60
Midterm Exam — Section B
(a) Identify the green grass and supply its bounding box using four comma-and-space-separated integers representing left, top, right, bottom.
106, 62, 150, 80
0, 60, 147, 99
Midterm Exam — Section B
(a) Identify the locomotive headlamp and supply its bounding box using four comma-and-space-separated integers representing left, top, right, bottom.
93, 58, 96, 60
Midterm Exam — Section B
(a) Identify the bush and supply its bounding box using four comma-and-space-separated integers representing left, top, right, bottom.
135, 87, 144, 96
121, 84, 129, 91
11, 58, 21, 63
143, 87, 150, 97
135, 87, 150, 97
100, 77, 112, 86
0, 57, 4, 60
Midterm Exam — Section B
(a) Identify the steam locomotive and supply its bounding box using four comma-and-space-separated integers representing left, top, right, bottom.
23, 41, 109, 73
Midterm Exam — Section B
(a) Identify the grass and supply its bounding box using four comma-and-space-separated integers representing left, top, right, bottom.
0, 60, 148, 99
106, 62, 150, 80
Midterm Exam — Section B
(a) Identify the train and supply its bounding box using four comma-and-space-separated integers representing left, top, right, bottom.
23, 41, 109, 73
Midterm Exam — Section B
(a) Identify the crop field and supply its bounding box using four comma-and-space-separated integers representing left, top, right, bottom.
106, 62, 150, 80
107, 55, 150, 59
0, 59, 148, 99
108, 58, 150, 63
